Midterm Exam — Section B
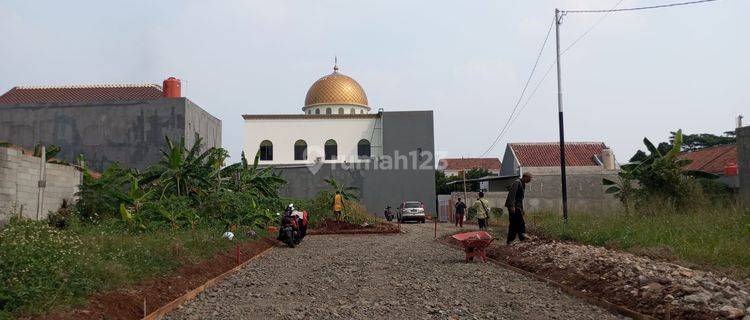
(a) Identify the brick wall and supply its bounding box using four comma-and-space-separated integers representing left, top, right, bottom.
0, 147, 81, 223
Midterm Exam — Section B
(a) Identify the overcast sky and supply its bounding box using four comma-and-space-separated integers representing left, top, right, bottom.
1, 0, 747, 164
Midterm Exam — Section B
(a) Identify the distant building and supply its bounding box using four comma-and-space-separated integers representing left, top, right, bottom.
0, 78, 221, 171
678, 144, 739, 188
242, 64, 436, 215
438, 158, 501, 177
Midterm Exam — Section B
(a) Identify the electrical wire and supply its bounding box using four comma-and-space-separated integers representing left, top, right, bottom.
563, 0, 719, 13
478, 0, 625, 157
477, 18, 554, 158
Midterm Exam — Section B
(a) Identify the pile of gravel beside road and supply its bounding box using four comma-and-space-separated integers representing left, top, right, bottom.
165, 224, 620, 319
499, 240, 750, 319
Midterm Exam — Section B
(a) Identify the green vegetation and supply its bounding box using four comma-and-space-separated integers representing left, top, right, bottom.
0, 136, 286, 318
293, 177, 374, 227
604, 129, 721, 210
523, 206, 750, 275
0, 218, 250, 318
435, 168, 491, 194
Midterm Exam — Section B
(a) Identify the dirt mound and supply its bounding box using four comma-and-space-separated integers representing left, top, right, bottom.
441, 232, 750, 319
309, 220, 400, 235
43, 239, 274, 320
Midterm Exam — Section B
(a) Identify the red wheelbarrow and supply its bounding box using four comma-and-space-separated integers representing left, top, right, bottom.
452, 231, 494, 262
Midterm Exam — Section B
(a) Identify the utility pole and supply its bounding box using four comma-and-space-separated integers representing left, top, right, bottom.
36, 145, 47, 220
555, 9, 569, 222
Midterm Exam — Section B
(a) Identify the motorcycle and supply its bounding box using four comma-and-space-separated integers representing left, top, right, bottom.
277, 204, 308, 248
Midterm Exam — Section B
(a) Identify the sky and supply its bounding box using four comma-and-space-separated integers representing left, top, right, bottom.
1, 0, 747, 164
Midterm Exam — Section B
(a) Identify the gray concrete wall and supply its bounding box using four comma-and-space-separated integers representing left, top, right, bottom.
0, 98, 221, 171
185, 99, 222, 150
522, 166, 621, 213
275, 111, 437, 216
737, 126, 750, 208
0, 147, 80, 223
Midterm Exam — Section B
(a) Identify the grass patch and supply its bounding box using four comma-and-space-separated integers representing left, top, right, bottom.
522, 206, 750, 276
0, 218, 257, 318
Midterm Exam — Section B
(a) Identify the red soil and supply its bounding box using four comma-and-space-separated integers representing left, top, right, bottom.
42, 239, 274, 320
308, 220, 400, 235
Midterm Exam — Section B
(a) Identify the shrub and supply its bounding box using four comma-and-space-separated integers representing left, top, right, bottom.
301, 190, 375, 227
0, 219, 93, 316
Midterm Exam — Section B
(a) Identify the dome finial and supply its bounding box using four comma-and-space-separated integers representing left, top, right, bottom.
333, 56, 339, 72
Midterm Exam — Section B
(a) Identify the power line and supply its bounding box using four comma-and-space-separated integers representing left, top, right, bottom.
478, 0, 625, 157
478, 18, 554, 158
563, 0, 719, 13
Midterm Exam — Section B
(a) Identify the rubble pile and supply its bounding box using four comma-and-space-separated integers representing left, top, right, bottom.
492, 240, 750, 319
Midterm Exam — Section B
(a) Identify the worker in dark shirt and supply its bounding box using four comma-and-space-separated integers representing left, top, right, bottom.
505, 172, 532, 244
454, 198, 467, 228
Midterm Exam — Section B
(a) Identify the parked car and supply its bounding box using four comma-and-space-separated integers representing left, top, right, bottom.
397, 201, 426, 223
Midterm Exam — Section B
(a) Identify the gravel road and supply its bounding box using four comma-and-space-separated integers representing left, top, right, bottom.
165, 223, 622, 319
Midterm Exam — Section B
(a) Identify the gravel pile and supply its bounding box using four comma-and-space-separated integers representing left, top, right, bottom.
504, 240, 750, 319
165, 224, 620, 319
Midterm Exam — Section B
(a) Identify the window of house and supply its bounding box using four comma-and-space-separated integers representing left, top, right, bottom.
338, 108, 344, 114
294, 140, 307, 160
315, 108, 320, 114
324, 139, 337, 160
357, 139, 371, 158
350, 108, 356, 114
259, 140, 273, 161
326, 107, 332, 114
360, 109, 364, 114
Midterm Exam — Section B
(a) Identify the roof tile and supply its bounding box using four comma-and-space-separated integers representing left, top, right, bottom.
439, 158, 501, 171
0, 84, 163, 105
510, 142, 606, 167
678, 144, 736, 174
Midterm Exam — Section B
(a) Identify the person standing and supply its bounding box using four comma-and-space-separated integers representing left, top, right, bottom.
472, 192, 491, 230
332, 190, 345, 222
505, 172, 532, 244
454, 198, 467, 228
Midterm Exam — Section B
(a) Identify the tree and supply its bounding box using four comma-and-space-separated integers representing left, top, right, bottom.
141, 136, 227, 199
673, 131, 735, 151
220, 150, 285, 198
324, 177, 359, 200
604, 129, 717, 209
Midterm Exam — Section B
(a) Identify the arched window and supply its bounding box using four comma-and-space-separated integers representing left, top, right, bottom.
326, 107, 332, 114
324, 139, 337, 160
307, 110, 311, 114
338, 108, 344, 114
294, 140, 307, 160
350, 108, 356, 114
360, 109, 364, 114
259, 140, 273, 161
315, 108, 320, 114
357, 139, 371, 158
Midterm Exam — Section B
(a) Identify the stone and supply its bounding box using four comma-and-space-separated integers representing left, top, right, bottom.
719, 305, 744, 319
684, 291, 712, 305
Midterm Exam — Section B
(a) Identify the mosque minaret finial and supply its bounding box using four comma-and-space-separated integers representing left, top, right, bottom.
333, 56, 339, 72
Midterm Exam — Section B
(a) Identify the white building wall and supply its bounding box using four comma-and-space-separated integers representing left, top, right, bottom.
243, 117, 383, 165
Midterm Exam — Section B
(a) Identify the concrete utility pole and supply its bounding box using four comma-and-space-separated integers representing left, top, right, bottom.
36, 145, 47, 220
555, 9, 569, 222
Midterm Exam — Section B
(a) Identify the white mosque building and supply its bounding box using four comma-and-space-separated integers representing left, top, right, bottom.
243, 64, 383, 165
242, 63, 436, 215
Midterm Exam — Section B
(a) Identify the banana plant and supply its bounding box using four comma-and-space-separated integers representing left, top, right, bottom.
603, 129, 718, 204
324, 177, 359, 200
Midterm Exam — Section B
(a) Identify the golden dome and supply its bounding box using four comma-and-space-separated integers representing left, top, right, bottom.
304, 67, 368, 109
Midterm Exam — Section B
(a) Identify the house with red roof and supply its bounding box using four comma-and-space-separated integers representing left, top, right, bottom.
678, 144, 739, 188
0, 78, 220, 171
438, 157, 501, 177
500, 142, 617, 176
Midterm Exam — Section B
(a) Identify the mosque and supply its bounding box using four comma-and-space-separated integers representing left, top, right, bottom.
242, 63, 437, 215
